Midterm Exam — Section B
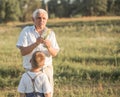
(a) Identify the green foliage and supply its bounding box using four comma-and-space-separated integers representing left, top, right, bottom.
48, 0, 70, 17
0, 66, 24, 88
48, 0, 106, 17
80, 0, 108, 16
113, 0, 120, 15
0, 0, 6, 22
0, 0, 120, 22
19, 0, 42, 21
5, 0, 21, 22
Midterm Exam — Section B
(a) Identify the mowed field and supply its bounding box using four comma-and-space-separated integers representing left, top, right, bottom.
0, 17, 120, 97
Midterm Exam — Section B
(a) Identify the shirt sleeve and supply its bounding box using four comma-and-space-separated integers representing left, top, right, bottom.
17, 74, 26, 93
42, 74, 52, 93
16, 26, 29, 48
49, 31, 60, 51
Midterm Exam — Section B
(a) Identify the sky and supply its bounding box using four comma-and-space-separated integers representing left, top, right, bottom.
44, 0, 50, 3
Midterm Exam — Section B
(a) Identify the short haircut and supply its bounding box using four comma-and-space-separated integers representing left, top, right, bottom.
32, 9, 48, 19
31, 51, 45, 68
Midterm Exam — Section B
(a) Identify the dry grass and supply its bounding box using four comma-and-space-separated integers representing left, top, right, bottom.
48, 16, 120, 22
0, 16, 120, 27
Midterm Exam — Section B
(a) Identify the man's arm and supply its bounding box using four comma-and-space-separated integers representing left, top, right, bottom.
47, 46, 59, 57
19, 37, 44, 56
44, 40, 59, 57
19, 42, 39, 56
18, 37, 59, 57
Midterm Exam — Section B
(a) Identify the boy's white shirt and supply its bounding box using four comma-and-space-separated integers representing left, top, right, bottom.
18, 71, 52, 93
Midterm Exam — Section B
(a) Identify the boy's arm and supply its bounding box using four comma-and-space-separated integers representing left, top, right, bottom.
44, 93, 51, 97
20, 93, 25, 97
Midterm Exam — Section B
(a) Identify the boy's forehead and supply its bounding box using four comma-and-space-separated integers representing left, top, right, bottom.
36, 52, 44, 57
36, 52, 41, 57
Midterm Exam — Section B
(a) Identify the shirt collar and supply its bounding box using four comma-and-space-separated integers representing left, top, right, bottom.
33, 25, 48, 34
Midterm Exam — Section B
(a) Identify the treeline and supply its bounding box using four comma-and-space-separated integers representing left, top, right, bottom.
0, 0, 42, 22
0, 0, 120, 22
47, 0, 120, 17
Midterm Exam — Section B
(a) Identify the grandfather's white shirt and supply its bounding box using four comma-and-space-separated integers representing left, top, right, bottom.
16, 26, 60, 69
18, 71, 51, 93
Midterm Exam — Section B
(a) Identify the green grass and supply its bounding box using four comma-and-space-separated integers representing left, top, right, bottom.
0, 17, 120, 97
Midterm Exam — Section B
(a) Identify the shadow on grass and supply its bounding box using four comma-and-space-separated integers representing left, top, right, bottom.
55, 65, 120, 84
70, 56, 120, 66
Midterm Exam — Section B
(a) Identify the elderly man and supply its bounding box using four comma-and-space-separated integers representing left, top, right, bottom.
16, 9, 60, 97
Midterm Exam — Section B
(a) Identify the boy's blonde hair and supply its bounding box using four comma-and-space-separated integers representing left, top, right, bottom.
31, 51, 45, 68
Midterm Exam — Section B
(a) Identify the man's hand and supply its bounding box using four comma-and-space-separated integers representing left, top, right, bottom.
43, 39, 51, 49
43, 39, 58, 57
36, 37, 44, 44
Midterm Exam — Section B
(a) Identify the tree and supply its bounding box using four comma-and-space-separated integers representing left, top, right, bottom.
107, 0, 115, 14
0, 0, 6, 22
48, 0, 71, 18
81, 0, 108, 16
19, 0, 42, 21
69, 0, 83, 17
113, 0, 120, 15
5, 0, 21, 22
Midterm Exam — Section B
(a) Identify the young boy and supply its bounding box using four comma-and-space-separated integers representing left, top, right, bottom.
18, 51, 51, 97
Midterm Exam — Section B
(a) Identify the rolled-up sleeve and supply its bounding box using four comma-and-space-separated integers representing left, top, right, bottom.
17, 75, 26, 93
49, 31, 60, 52
16, 26, 29, 48
42, 75, 52, 93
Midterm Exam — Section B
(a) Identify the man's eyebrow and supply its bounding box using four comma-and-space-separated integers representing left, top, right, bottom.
37, 17, 41, 18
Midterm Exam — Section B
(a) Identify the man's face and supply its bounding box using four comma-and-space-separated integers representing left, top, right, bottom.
33, 12, 48, 29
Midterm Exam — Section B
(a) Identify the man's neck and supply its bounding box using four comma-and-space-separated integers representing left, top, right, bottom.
35, 26, 46, 34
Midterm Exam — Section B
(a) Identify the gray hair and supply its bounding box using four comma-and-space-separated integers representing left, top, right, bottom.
32, 9, 48, 19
